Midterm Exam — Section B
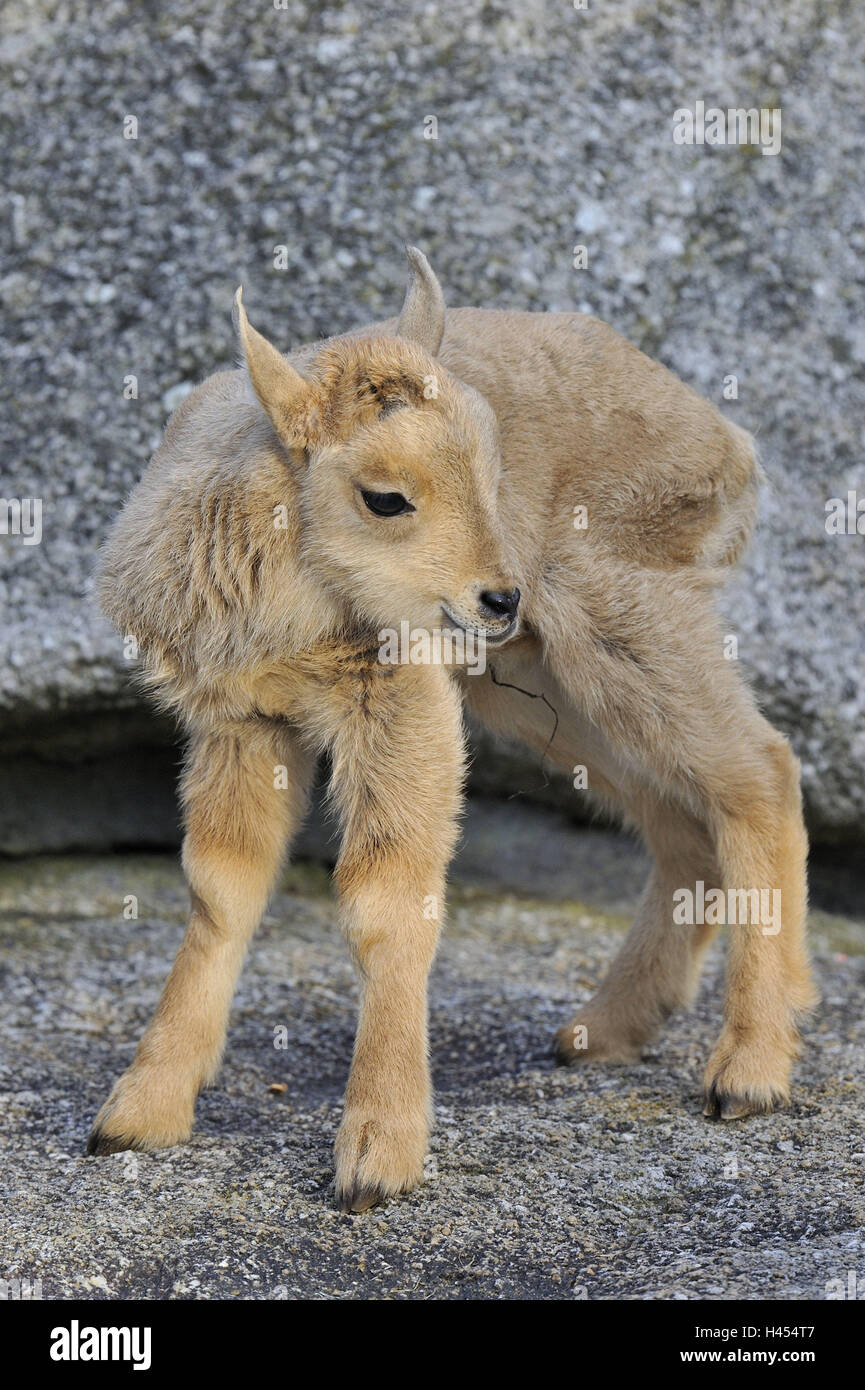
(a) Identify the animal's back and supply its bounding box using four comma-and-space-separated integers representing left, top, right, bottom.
434, 308, 762, 579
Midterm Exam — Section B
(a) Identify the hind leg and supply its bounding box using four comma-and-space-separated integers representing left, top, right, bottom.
465, 648, 722, 1063
554, 796, 721, 1064
700, 731, 817, 1117
532, 567, 816, 1116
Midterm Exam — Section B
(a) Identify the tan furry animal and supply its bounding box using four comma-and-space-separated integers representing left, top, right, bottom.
90, 247, 816, 1212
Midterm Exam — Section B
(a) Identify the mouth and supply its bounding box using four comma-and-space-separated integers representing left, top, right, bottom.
441, 605, 519, 645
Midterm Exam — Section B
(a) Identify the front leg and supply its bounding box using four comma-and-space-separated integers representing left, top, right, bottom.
328, 663, 465, 1213
88, 720, 314, 1154
333, 878, 440, 1212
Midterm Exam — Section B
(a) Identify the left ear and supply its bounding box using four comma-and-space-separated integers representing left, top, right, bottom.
395, 245, 446, 356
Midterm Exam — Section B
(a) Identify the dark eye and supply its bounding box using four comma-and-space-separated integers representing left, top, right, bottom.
361, 489, 415, 517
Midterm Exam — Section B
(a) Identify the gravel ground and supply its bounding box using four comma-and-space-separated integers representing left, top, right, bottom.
1, 819, 862, 1302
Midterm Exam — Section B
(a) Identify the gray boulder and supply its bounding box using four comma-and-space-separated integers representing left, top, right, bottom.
1, 0, 863, 849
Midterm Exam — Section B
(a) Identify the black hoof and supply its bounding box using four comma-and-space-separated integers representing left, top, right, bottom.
86, 1126, 138, 1156
336, 1184, 386, 1215
702, 1084, 777, 1121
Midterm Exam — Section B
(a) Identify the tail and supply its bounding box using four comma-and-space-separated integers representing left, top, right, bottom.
703, 424, 764, 570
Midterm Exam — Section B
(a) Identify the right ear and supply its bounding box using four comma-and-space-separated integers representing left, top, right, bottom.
233, 288, 321, 447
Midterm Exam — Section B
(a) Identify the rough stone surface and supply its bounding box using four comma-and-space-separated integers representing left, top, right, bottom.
1, 0, 864, 845
0, 816, 863, 1301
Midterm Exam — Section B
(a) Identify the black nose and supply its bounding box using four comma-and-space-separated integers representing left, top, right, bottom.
479, 586, 521, 620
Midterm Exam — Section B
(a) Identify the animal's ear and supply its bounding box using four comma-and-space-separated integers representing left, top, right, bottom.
395, 245, 445, 356
233, 288, 321, 447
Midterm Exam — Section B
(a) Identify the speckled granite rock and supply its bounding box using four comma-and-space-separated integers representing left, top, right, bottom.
0, 846, 862, 1301
1, 0, 863, 845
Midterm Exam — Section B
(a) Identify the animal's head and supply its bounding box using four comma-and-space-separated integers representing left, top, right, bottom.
233, 248, 521, 646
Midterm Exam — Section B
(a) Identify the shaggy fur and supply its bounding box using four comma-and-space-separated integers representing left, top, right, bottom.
89, 248, 816, 1212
